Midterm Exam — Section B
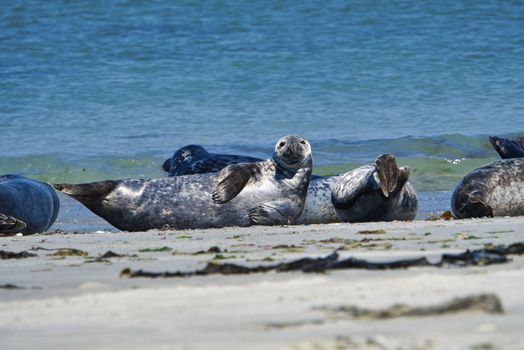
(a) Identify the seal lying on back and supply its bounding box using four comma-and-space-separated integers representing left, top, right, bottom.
451, 158, 524, 218
162, 146, 418, 223
330, 155, 418, 222
489, 136, 524, 159
0, 175, 60, 235
54, 136, 312, 231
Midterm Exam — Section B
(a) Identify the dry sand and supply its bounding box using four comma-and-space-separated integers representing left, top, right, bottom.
1, 217, 524, 350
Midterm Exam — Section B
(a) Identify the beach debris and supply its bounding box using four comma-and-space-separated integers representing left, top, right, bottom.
484, 242, 524, 255
0, 283, 42, 290
455, 232, 481, 240
119, 247, 510, 279
358, 229, 386, 235
0, 284, 25, 290
0, 250, 37, 259
426, 211, 453, 221
159, 224, 175, 231
212, 254, 237, 260
317, 294, 503, 320
99, 250, 133, 259
49, 248, 88, 257
138, 246, 172, 253
193, 246, 222, 255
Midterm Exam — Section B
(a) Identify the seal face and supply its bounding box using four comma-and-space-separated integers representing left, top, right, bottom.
162, 146, 418, 224
0, 175, 60, 235
451, 158, 524, 218
55, 136, 312, 231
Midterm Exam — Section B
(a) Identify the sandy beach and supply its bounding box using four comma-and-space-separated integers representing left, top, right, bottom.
2, 217, 524, 350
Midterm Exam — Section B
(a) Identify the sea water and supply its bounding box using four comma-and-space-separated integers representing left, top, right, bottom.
1, 1, 523, 231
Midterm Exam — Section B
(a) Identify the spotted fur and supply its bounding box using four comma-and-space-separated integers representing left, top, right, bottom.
55, 136, 312, 231
452, 158, 524, 218
163, 147, 418, 224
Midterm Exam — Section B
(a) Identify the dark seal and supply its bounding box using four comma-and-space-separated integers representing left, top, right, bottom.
162, 146, 418, 223
54, 136, 312, 231
0, 175, 60, 235
331, 154, 418, 222
162, 145, 261, 176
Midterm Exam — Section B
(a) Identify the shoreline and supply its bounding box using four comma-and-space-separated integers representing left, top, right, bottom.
2, 217, 524, 349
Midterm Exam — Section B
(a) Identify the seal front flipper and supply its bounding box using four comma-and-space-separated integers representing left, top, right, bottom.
212, 164, 256, 204
248, 202, 293, 225
489, 136, 524, 159
0, 213, 27, 233
53, 180, 117, 198
374, 154, 399, 197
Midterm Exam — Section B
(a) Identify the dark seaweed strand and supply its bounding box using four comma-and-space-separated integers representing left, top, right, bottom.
119, 246, 515, 279
0, 250, 38, 259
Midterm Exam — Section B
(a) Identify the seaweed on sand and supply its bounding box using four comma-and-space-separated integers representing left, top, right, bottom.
120, 244, 516, 279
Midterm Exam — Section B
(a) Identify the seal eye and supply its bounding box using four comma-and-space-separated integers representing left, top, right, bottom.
279, 141, 286, 148
299, 140, 306, 145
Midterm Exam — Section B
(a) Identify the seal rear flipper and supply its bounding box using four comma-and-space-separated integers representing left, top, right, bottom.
0, 213, 27, 233
452, 189, 494, 219
212, 164, 255, 204
248, 202, 293, 225
489, 136, 524, 159
53, 180, 117, 198
374, 154, 399, 198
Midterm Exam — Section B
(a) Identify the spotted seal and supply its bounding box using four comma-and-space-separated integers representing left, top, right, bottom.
54, 136, 312, 231
162, 146, 418, 223
0, 175, 60, 235
451, 136, 524, 218
489, 136, 524, 159
451, 158, 524, 218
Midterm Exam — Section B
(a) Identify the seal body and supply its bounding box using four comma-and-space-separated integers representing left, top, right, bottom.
163, 147, 418, 224
55, 136, 312, 231
451, 158, 524, 218
331, 160, 418, 222
0, 175, 60, 234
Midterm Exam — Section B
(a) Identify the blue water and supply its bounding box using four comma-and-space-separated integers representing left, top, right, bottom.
1, 1, 524, 230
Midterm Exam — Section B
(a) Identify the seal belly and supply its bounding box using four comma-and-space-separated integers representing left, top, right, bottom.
296, 175, 340, 224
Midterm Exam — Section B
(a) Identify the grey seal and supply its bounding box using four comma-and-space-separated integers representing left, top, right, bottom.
451, 136, 524, 219
489, 136, 524, 159
162, 146, 418, 223
330, 154, 418, 222
54, 136, 312, 231
451, 158, 524, 218
0, 175, 60, 235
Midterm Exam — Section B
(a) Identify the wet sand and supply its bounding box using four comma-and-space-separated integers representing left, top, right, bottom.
1, 217, 524, 350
